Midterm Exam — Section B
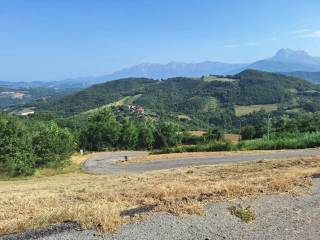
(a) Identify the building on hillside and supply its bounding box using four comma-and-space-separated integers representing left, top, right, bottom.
128, 105, 145, 114
136, 106, 145, 114
17, 109, 35, 116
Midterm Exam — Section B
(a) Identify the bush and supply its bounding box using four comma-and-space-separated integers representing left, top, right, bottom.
154, 122, 181, 149
119, 118, 138, 149
136, 122, 155, 150
240, 125, 256, 140
239, 132, 320, 150
155, 141, 233, 154
203, 127, 224, 142
181, 133, 203, 145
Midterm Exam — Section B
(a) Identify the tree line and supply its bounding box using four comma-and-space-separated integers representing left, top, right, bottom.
0, 109, 183, 176
0, 114, 75, 176
79, 109, 181, 151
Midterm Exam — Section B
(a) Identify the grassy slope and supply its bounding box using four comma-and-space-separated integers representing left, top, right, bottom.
202, 75, 235, 82
235, 104, 278, 117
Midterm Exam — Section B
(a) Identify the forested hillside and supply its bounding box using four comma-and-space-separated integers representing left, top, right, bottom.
283, 71, 320, 84
0, 87, 77, 110
32, 70, 320, 129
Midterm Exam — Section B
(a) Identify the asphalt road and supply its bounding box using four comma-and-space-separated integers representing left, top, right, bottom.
83, 148, 320, 174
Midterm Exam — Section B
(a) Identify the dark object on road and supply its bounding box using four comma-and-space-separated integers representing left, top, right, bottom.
124, 155, 128, 161
0, 221, 80, 240
120, 205, 156, 217
312, 173, 320, 179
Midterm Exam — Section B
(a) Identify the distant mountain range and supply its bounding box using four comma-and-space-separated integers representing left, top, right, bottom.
1, 48, 320, 89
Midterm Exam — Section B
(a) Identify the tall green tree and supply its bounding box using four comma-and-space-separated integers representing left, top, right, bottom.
80, 109, 120, 150
119, 118, 138, 149
240, 125, 256, 140
0, 115, 35, 176
32, 122, 75, 167
137, 122, 155, 150
154, 122, 181, 148
203, 127, 224, 142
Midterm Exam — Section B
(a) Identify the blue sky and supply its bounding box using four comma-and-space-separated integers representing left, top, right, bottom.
0, 0, 320, 82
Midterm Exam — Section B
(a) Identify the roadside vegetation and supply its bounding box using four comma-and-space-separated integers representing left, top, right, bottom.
157, 111, 320, 154
229, 205, 256, 223
3, 108, 320, 176
0, 114, 75, 177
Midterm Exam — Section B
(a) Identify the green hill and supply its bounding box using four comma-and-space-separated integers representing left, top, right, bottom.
283, 71, 320, 84
34, 70, 319, 128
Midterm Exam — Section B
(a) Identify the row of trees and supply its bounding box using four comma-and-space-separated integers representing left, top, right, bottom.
79, 109, 181, 151
0, 114, 75, 176
0, 109, 183, 176
240, 111, 320, 140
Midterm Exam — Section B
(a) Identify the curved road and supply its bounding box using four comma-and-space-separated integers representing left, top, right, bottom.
83, 148, 320, 174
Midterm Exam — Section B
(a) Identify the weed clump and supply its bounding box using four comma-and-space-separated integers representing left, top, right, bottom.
229, 205, 256, 223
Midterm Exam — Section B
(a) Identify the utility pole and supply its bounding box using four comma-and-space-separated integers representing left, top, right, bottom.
239, 119, 242, 142
267, 114, 271, 141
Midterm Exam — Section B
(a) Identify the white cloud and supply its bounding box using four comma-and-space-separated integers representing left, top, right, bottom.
301, 30, 320, 38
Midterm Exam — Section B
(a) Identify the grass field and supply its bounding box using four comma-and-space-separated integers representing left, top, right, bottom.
81, 94, 142, 115
110, 94, 142, 106
177, 114, 191, 121
202, 76, 235, 82
235, 104, 278, 117
1, 154, 319, 236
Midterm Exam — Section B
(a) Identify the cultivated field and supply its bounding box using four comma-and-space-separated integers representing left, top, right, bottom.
0, 154, 319, 236
202, 76, 235, 82
235, 104, 278, 117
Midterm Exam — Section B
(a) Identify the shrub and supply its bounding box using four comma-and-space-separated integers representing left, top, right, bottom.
154, 122, 181, 149
229, 205, 256, 223
203, 127, 224, 142
155, 141, 233, 154
136, 122, 155, 150
240, 125, 256, 140
181, 133, 203, 145
239, 132, 320, 150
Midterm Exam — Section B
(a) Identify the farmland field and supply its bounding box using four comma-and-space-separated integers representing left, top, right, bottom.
235, 104, 278, 117
202, 76, 236, 82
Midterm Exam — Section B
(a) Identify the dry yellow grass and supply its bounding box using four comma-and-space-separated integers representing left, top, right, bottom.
224, 134, 241, 143
0, 156, 319, 236
188, 130, 207, 136
177, 115, 192, 121
235, 104, 278, 117
33, 153, 96, 178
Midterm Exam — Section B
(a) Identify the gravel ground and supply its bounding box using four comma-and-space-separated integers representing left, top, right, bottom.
83, 149, 320, 174
3, 178, 320, 240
